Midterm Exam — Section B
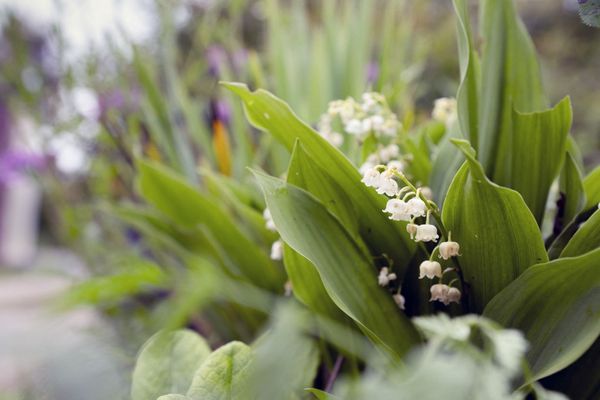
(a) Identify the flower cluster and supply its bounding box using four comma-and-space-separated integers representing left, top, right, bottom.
432, 97, 457, 127
358, 143, 408, 176
362, 164, 464, 307
317, 92, 401, 145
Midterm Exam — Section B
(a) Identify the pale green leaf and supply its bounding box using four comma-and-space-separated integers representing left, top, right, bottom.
131, 330, 211, 400
187, 341, 253, 400
484, 248, 600, 381
559, 150, 586, 228
253, 171, 420, 359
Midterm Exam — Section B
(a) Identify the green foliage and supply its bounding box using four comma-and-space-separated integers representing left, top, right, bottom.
253, 171, 419, 359
484, 248, 600, 382
442, 140, 548, 312
131, 330, 211, 400
186, 341, 253, 400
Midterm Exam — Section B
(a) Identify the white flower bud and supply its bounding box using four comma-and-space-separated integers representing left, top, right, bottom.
345, 119, 365, 136
270, 240, 283, 260
430, 283, 449, 303
407, 197, 427, 218
375, 170, 399, 196
446, 287, 461, 305
420, 186, 433, 200
383, 199, 412, 221
284, 280, 293, 296
378, 267, 397, 287
406, 223, 418, 240
263, 208, 277, 232
432, 97, 457, 125
418, 260, 442, 279
386, 160, 405, 172
439, 241, 460, 260
393, 293, 406, 310
361, 167, 381, 188
415, 224, 439, 242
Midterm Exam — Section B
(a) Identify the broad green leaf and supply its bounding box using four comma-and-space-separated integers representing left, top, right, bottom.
583, 165, 600, 209
559, 151, 586, 228
283, 244, 348, 323
224, 83, 416, 276
131, 330, 211, 400
500, 97, 572, 224
484, 247, 600, 381
187, 341, 253, 400
478, 0, 546, 176
306, 389, 340, 400
442, 140, 548, 312
157, 395, 192, 400
547, 208, 597, 260
136, 159, 282, 290
253, 171, 420, 359
453, 0, 479, 148
539, 338, 600, 400
287, 141, 359, 237
561, 209, 600, 258
250, 303, 320, 399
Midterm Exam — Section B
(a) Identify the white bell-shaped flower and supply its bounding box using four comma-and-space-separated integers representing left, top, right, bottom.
361, 167, 381, 188
430, 284, 449, 303
270, 240, 283, 260
415, 224, 439, 242
378, 267, 397, 287
407, 197, 427, 218
376, 169, 398, 196
345, 118, 365, 136
439, 241, 460, 260
446, 287, 461, 305
406, 223, 418, 240
263, 208, 277, 232
383, 199, 412, 221
386, 160, 405, 172
393, 293, 406, 310
418, 260, 442, 279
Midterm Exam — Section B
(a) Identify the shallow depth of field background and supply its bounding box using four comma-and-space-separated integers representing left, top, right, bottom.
0, 0, 598, 399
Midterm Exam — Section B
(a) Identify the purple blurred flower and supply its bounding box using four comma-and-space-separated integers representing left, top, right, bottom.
367, 61, 379, 85
0, 150, 47, 182
211, 100, 231, 125
0, 98, 10, 152
206, 45, 227, 77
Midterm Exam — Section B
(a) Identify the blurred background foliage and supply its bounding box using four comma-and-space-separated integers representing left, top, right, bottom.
0, 0, 599, 399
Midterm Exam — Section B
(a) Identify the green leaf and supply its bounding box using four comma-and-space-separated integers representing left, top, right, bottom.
484, 247, 600, 381
253, 171, 420, 358
453, 0, 479, 149
131, 330, 211, 400
136, 159, 282, 290
306, 388, 340, 400
579, 0, 600, 27
187, 341, 253, 400
442, 140, 548, 312
157, 395, 192, 400
478, 0, 546, 176
561, 210, 600, 258
223, 82, 416, 275
583, 165, 600, 209
429, 127, 465, 206
250, 303, 320, 399
559, 150, 586, 228
498, 97, 572, 224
